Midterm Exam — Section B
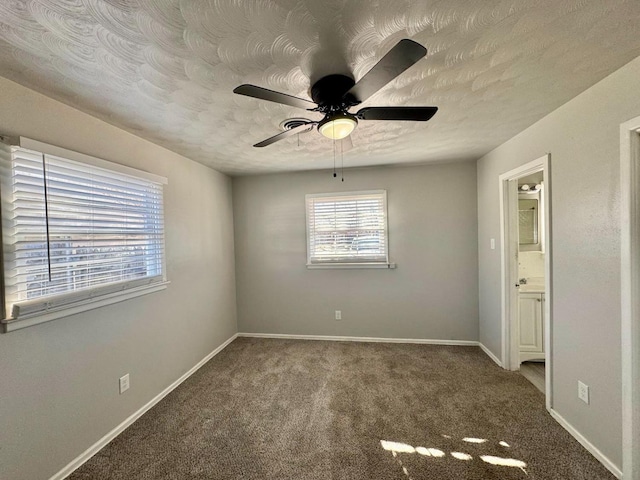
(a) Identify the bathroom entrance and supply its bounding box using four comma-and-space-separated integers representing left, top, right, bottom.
499, 155, 552, 408
516, 170, 546, 393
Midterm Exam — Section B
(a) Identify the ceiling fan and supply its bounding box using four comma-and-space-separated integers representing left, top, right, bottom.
233, 39, 438, 147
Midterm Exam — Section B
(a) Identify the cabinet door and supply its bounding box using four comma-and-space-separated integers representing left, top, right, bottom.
519, 294, 543, 357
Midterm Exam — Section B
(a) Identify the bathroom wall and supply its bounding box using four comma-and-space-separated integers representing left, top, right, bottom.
518, 252, 545, 279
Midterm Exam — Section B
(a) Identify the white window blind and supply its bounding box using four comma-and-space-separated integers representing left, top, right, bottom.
306, 190, 388, 265
1, 145, 166, 320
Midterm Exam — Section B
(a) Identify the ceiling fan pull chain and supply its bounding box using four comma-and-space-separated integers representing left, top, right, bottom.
333, 136, 337, 177
341, 140, 344, 182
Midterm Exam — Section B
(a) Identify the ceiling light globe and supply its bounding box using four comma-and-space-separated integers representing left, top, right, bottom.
318, 114, 357, 140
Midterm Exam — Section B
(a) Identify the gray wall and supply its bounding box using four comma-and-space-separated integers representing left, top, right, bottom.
233, 162, 479, 341
0, 77, 237, 480
477, 55, 640, 468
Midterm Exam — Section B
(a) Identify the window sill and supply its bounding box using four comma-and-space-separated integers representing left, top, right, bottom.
1, 281, 169, 333
307, 262, 397, 270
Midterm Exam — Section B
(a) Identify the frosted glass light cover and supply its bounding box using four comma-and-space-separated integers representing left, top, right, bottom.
319, 117, 357, 140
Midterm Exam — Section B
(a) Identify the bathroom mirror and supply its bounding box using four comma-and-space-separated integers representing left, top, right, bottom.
519, 197, 540, 250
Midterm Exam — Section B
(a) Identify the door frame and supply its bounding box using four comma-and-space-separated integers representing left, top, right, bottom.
621, 117, 640, 480
499, 154, 552, 409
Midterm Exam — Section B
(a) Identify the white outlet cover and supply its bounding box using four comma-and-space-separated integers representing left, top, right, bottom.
335, 310, 342, 320
119, 374, 130, 394
578, 381, 589, 404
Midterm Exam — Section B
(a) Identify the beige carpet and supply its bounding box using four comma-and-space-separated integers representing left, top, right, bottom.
70, 338, 615, 479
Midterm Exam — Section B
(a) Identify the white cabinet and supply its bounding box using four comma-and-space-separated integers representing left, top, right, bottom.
519, 292, 545, 362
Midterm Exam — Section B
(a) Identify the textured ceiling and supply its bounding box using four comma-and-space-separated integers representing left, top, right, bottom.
1, 1, 640, 175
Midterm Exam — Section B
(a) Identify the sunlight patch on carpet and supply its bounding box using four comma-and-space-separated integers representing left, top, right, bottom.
481, 455, 528, 472
380, 437, 528, 478
462, 437, 488, 444
451, 451, 473, 461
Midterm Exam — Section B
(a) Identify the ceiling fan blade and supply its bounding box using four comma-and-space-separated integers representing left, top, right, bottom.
356, 106, 438, 121
234, 84, 317, 110
254, 122, 316, 147
344, 39, 427, 104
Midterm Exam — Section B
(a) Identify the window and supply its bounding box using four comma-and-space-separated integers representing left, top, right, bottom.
305, 190, 389, 267
0, 139, 167, 330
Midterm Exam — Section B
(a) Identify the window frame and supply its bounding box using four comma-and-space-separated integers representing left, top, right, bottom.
305, 189, 392, 269
0, 137, 168, 332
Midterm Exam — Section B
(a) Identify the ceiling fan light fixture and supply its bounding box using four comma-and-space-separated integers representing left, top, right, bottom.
318, 113, 358, 140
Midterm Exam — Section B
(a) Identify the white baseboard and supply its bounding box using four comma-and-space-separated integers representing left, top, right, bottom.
237, 332, 478, 346
548, 409, 622, 479
49, 333, 239, 480
479, 342, 503, 367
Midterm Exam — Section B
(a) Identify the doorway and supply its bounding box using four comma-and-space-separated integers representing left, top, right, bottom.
620, 118, 640, 480
499, 154, 552, 409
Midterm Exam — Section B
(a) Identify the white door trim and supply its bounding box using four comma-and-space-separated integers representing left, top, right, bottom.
499, 154, 552, 410
620, 117, 640, 480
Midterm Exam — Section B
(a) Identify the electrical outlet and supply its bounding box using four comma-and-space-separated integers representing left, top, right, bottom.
119, 373, 130, 394
490, 238, 496, 250
578, 381, 589, 404
335, 310, 342, 320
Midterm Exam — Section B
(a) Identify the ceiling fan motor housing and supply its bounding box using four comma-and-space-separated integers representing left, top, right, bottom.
310, 74, 357, 111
